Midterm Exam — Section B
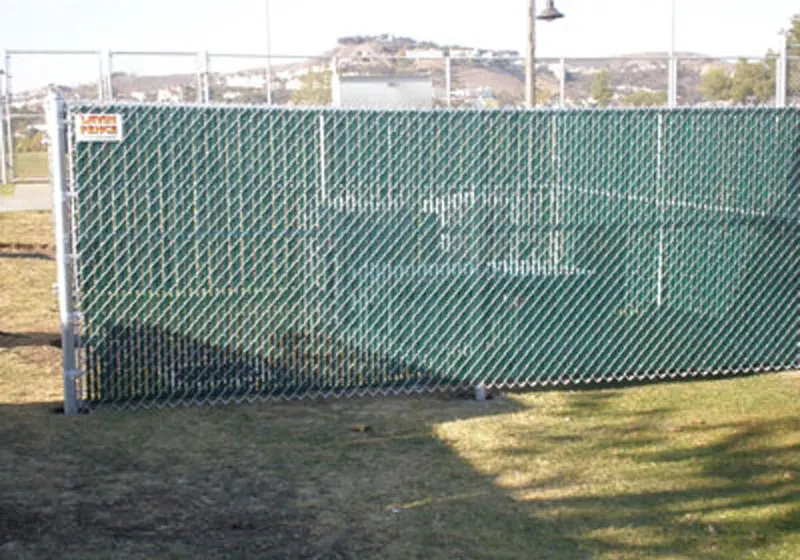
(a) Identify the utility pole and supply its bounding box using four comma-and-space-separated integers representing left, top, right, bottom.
526, 1, 564, 108
525, 0, 537, 108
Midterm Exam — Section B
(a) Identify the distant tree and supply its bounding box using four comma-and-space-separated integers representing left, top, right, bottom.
16, 131, 45, 152
699, 13, 798, 104
786, 13, 800, 50
785, 14, 800, 96
494, 91, 523, 108
591, 70, 613, 107
290, 71, 332, 106
623, 91, 667, 107
700, 68, 732, 101
729, 58, 775, 104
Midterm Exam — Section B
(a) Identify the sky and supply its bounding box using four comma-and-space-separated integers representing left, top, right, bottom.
1, 0, 797, 91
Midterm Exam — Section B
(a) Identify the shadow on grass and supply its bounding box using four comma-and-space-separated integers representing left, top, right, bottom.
1, 387, 798, 559
0, 331, 61, 349
0, 251, 53, 260
0, 396, 590, 559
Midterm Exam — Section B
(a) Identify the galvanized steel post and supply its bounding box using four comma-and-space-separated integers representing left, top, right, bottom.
0, 67, 6, 185
97, 50, 105, 101
776, 44, 788, 108
445, 55, 452, 107
559, 57, 566, 108
4, 51, 14, 182
105, 50, 114, 100
46, 91, 79, 416
202, 50, 211, 103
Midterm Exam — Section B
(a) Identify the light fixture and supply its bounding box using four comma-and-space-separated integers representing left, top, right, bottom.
537, 0, 565, 21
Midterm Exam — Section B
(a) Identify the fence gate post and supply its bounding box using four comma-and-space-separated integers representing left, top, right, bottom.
46, 91, 79, 416
4, 51, 14, 183
0, 77, 6, 185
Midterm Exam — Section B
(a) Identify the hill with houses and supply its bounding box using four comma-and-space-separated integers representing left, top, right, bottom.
10, 35, 734, 112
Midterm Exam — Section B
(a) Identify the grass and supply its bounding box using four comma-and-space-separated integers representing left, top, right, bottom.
0, 183, 14, 196
1, 211, 799, 559
14, 151, 49, 180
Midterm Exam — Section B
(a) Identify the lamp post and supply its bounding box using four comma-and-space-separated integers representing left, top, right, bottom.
526, 0, 565, 108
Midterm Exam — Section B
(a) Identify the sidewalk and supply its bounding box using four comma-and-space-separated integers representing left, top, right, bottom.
0, 183, 52, 213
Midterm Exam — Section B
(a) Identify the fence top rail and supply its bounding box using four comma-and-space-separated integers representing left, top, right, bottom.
209, 53, 333, 60
109, 50, 200, 57
3, 49, 783, 62
5, 49, 101, 56
64, 99, 800, 114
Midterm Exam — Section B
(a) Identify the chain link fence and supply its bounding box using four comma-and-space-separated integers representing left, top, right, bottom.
5, 49, 800, 184
2, 50, 103, 183
53, 100, 799, 410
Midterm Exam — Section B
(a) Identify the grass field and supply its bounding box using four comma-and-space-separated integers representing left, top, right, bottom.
1, 211, 799, 559
13, 151, 49, 181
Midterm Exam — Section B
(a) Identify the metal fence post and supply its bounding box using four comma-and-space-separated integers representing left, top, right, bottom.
97, 50, 105, 101
668, 55, 677, 108
196, 50, 209, 103
106, 50, 114, 100
0, 69, 6, 185
559, 57, 566, 108
266, 53, 273, 105
46, 91, 79, 416
202, 50, 210, 103
445, 55, 452, 107
4, 51, 14, 182
776, 44, 788, 108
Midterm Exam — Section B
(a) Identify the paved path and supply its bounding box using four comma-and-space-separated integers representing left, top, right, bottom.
0, 183, 52, 213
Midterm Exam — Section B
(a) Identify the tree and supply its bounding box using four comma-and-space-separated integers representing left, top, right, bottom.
729, 58, 775, 104
623, 91, 668, 107
591, 70, 613, 107
700, 68, 732, 101
290, 71, 332, 106
786, 13, 800, 51
16, 131, 45, 152
699, 13, 798, 104
785, 14, 800, 98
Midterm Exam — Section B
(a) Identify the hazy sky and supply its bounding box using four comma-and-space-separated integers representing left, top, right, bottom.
1, 0, 797, 90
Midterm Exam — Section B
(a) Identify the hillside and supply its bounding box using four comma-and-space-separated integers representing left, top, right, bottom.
9, 36, 742, 109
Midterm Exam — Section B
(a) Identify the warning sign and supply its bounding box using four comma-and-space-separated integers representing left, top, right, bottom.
75, 114, 123, 142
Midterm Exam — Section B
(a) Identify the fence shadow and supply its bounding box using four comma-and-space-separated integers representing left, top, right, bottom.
83, 320, 471, 407
0, 331, 61, 349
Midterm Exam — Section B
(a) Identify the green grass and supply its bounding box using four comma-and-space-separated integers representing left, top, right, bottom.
1, 211, 798, 559
0, 183, 14, 196
14, 151, 49, 180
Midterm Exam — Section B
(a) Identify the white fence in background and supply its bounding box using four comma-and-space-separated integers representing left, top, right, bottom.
2, 47, 799, 183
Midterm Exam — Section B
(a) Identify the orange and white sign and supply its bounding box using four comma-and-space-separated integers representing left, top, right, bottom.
75, 114, 123, 142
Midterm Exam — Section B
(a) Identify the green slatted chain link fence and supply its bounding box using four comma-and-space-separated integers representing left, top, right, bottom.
56, 101, 800, 410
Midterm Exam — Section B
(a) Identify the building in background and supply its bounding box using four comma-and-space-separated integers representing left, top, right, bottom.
332, 75, 434, 108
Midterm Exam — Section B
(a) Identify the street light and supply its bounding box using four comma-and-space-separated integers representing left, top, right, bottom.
526, 0, 565, 108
